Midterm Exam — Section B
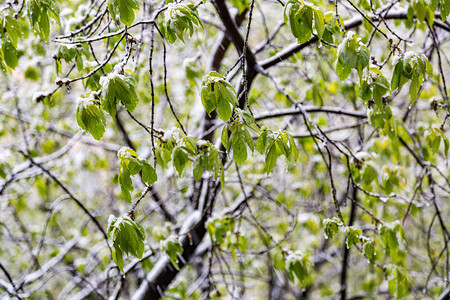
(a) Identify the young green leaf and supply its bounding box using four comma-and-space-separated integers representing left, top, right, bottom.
387, 265, 410, 299
100, 73, 139, 118
323, 217, 342, 239
284, 0, 325, 44
221, 125, 231, 151
161, 236, 183, 270
161, 3, 202, 44
118, 147, 157, 203
107, 215, 146, 273
76, 95, 106, 141
2, 39, 18, 69
345, 226, 362, 248
265, 144, 278, 175
233, 138, 247, 166
336, 31, 370, 81
108, 0, 139, 26
173, 147, 189, 176
27, 0, 60, 41
286, 251, 311, 287
200, 72, 237, 121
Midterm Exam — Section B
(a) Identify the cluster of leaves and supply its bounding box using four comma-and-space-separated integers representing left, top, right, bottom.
410, 0, 436, 24
380, 221, 407, 261
192, 142, 224, 184
323, 218, 378, 262
425, 125, 449, 159
201, 71, 237, 121
256, 129, 299, 175
100, 72, 139, 118
0, 15, 26, 70
107, 215, 146, 273
323, 217, 342, 239
360, 68, 390, 109
221, 110, 258, 166
430, 0, 450, 21
27, 0, 60, 41
347, 153, 386, 192
157, 130, 225, 190
336, 31, 370, 81
286, 251, 311, 287
76, 70, 140, 141
284, 0, 325, 43
160, 236, 183, 269
76, 95, 106, 141
391, 52, 433, 104
350, 153, 405, 196
108, 0, 139, 26
206, 217, 247, 261
386, 264, 411, 299
161, 3, 202, 44
56, 45, 89, 73
118, 147, 157, 203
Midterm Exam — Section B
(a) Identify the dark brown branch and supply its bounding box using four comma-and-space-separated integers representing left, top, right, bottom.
255, 106, 367, 121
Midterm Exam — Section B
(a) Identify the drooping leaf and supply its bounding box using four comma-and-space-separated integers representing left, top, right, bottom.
200, 72, 237, 121
107, 215, 146, 273
76, 95, 106, 141
108, 0, 139, 26
100, 73, 139, 118
160, 236, 183, 270
117, 147, 158, 203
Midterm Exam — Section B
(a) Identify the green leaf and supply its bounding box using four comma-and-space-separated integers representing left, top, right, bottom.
173, 147, 189, 176
76, 96, 106, 141
362, 163, 377, 185
441, 0, 450, 21
141, 161, 158, 185
265, 144, 278, 175
336, 60, 351, 81
409, 73, 421, 104
288, 134, 299, 162
108, 0, 139, 26
242, 128, 255, 152
256, 130, 268, 154
161, 236, 183, 270
233, 138, 247, 166
217, 96, 232, 121
387, 265, 410, 299
118, 148, 157, 203
323, 217, 342, 239
362, 238, 376, 261
444, 136, 449, 159
201, 84, 217, 114
2, 39, 18, 69
162, 3, 202, 44
107, 215, 146, 273
345, 226, 362, 248
391, 58, 403, 91
101, 73, 139, 117
221, 125, 231, 151
201, 72, 237, 119
193, 159, 203, 181
286, 251, 310, 287
313, 9, 325, 40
